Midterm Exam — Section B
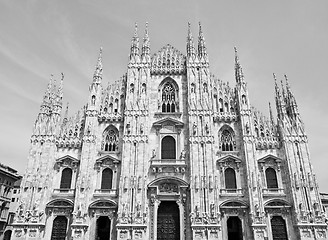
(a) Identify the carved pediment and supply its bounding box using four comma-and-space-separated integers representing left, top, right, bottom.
94, 155, 120, 172
258, 154, 282, 164
46, 199, 74, 209
89, 200, 117, 209
220, 200, 248, 209
217, 154, 241, 170
54, 155, 79, 171
148, 177, 188, 189
264, 199, 290, 208
153, 117, 184, 129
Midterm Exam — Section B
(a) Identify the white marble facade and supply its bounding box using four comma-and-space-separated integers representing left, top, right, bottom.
11, 23, 327, 240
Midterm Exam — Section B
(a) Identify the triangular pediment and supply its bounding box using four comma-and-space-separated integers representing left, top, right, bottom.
54, 155, 79, 171
217, 154, 241, 163
56, 155, 79, 163
96, 154, 120, 164
153, 117, 184, 128
258, 154, 281, 163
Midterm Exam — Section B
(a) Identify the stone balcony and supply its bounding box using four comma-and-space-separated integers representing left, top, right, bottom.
93, 189, 118, 198
262, 188, 285, 197
150, 159, 187, 174
220, 188, 243, 197
52, 188, 75, 197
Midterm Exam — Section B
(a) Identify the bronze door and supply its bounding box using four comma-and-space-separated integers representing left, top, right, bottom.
271, 216, 288, 240
51, 216, 68, 240
96, 216, 111, 240
157, 201, 180, 240
227, 216, 243, 240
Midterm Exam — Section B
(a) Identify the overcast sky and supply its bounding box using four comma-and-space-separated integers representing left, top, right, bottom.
0, 1, 327, 192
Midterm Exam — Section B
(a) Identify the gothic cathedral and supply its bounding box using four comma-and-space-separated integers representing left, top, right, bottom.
12, 23, 327, 240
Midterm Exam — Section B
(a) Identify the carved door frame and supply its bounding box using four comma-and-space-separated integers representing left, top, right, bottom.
148, 177, 188, 240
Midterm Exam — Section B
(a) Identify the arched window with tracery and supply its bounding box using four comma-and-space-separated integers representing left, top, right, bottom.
102, 127, 118, 152
161, 136, 176, 159
161, 82, 177, 113
60, 168, 72, 189
101, 168, 113, 190
225, 168, 237, 189
220, 129, 234, 151
265, 167, 278, 189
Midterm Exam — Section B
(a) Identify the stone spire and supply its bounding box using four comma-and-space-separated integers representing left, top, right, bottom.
187, 22, 196, 59
234, 47, 245, 84
40, 74, 53, 113
130, 23, 140, 62
141, 22, 150, 61
93, 47, 103, 84
269, 102, 274, 125
58, 73, 64, 100
197, 22, 208, 61
285, 74, 299, 116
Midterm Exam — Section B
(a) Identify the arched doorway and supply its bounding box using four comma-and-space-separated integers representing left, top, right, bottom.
96, 216, 111, 240
271, 216, 288, 240
51, 216, 68, 240
3, 230, 12, 240
227, 216, 242, 240
157, 201, 180, 240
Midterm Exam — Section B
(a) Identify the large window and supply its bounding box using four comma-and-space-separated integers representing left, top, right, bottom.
225, 168, 237, 189
60, 168, 72, 189
220, 129, 234, 151
102, 127, 118, 152
161, 82, 177, 113
101, 168, 113, 190
161, 136, 176, 159
266, 167, 278, 189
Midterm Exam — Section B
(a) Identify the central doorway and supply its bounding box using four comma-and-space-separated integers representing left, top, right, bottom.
227, 216, 243, 240
96, 216, 111, 240
271, 216, 288, 240
157, 201, 180, 240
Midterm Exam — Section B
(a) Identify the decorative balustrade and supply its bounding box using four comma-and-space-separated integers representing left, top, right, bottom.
220, 188, 243, 196
94, 189, 118, 197
150, 159, 187, 174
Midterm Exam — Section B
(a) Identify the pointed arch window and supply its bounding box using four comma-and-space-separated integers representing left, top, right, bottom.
266, 167, 278, 189
102, 127, 118, 152
161, 82, 177, 113
220, 129, 234, 151
60, 168, 72, 189
225, 168, 237, 189
161, 136, 176, 159
101, 168, 113, 190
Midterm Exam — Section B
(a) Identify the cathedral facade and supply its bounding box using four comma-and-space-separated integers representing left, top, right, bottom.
11, 23, 327, 240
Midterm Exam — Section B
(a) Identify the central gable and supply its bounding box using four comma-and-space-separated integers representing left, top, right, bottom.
151, 44, 186, 75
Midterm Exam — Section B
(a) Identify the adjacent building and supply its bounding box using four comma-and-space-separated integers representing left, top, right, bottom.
11, 23, 328, 240
0, 164, 21, 240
